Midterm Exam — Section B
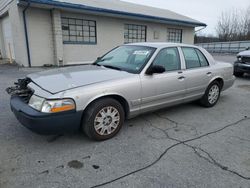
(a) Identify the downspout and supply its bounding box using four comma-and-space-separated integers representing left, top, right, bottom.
22, 0, 31, 67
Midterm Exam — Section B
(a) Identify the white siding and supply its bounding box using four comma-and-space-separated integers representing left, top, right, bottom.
182, 28, 195, 44
61, 11, 195, 64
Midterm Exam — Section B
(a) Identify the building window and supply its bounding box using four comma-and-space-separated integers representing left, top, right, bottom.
61, 17, 97, 44
167, 28, 182, 43
124, 24, 147, 43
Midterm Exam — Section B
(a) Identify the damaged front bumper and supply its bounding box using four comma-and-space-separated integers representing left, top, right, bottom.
10, 96, 82, 134
7, 78, 82, 135
234, 61, 250, 73
6, 77, 33, 102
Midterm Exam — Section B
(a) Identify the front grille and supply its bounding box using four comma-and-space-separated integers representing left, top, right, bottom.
6, 78, 34, 103
241, 56, 250, 63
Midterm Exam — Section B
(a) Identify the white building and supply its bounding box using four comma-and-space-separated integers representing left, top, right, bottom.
0, 0, 206, 67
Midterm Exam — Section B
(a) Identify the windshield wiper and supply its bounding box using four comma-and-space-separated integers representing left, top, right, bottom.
102, 65, 121, 71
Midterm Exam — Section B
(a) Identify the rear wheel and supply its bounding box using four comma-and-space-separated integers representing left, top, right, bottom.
82, 98, 125, 141
200, 81, 221, 107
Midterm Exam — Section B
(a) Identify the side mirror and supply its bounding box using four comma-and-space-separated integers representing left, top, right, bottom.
94, 57, 102, 64
146, 65, 165, 75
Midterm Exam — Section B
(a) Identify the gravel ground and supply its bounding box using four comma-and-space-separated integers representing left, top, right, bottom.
0, 60, 250, 188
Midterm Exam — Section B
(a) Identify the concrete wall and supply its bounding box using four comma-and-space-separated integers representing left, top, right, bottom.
0, 0, 13, 60
0, 0, 11, 12
61, 11, 194, 64
0, 18, 5, 58
0, 0, 29, 66
0, 0, 8, 57
0, 3, 195, 67
1, 15, 16, 59
51, 9, 64, 66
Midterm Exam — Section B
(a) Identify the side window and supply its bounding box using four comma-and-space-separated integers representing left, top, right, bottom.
182, 48, 200, 69
153, 47, 181, 72
195, 49, 209, 67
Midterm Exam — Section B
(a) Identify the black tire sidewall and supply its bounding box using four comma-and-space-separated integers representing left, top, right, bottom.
201, 81, 221, 107
82, 98, 125, 141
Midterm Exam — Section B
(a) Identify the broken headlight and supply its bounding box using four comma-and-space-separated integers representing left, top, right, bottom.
28, 95, 45, 111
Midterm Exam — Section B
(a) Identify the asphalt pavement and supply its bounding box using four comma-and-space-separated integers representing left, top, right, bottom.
0, 58, 250, 188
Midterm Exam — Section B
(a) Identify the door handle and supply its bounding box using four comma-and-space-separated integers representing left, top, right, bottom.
207, 72, 212, 76
178, 76, 185, 80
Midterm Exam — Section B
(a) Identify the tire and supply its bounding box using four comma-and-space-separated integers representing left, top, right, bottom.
82, 98, 125, 141
200, 81, 221, 107
233, 71, 244, 77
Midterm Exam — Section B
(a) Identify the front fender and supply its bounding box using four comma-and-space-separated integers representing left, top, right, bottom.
82, 92, 130, 112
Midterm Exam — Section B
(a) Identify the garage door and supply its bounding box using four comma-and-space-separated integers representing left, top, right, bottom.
1, 15, 15, 60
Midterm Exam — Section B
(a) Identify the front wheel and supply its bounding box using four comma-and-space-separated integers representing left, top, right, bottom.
200, 81, 221, 107
82, 98, 125, 141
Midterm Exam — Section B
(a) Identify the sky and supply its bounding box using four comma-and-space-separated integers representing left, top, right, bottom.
123, 0, 250, 36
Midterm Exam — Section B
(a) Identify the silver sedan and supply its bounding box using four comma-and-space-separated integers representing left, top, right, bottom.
7, 43, 235, 140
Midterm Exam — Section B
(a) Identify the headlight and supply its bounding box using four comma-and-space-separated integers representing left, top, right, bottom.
28, 95, 45, 111
28, 95, 75, 113
41, 99, 76, 113
237, 56, 242, 61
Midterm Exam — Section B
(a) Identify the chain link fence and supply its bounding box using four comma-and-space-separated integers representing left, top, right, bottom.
196, 41, 250, 54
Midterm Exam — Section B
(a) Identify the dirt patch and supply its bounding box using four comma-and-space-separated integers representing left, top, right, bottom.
67, 160, 83, 169
92, 165, 100, 169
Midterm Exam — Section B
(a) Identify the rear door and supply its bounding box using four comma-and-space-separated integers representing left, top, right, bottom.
180, 47, 212, 100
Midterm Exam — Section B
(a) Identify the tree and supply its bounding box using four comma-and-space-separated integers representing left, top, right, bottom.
216, 6, 250, 41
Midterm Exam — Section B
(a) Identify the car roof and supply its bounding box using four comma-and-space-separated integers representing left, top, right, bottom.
124, 42, 197, 49
124, 42, 216, 65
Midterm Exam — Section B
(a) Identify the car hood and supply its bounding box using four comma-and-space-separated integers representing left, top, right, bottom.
237, 50, 250, 57
28, 65, 132, 94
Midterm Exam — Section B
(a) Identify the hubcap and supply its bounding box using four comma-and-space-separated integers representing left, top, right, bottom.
94, 106, 120, 136
208, 85, 220, 104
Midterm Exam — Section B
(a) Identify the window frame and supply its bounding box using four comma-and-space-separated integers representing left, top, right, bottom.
195, 49, 209, 67
181, 47, 210, 70
61, 17, 97, 45
150, 47, 182, 73
124, 24, 147, 44
167, 28, 182, 43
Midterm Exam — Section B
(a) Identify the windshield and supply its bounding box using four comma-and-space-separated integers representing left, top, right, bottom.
95, 45, 156, 73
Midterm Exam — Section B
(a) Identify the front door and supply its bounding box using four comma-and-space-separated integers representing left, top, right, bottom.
140, 47, 186, 112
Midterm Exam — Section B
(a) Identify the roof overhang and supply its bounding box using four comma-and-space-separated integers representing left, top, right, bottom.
17, 0, 207, 27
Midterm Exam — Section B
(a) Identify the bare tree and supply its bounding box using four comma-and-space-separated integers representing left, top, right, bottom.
216, 6, 250, 41
245, 6, 250, 39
